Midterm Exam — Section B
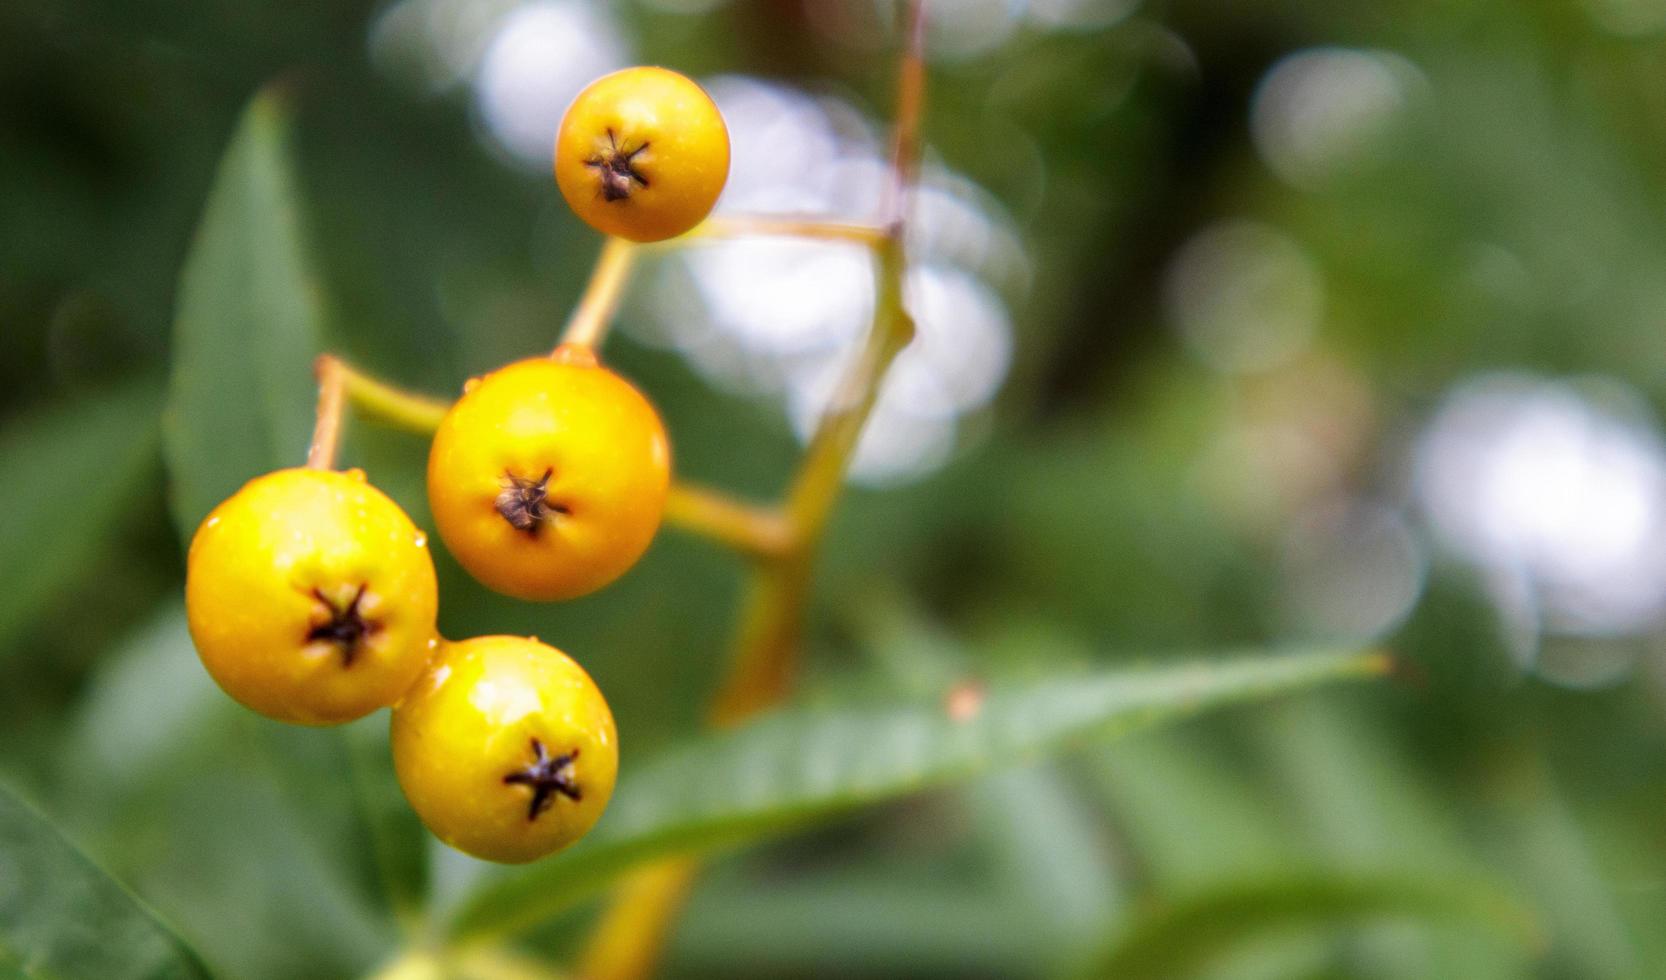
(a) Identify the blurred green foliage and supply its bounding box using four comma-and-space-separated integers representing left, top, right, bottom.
6, 0, 1666, 977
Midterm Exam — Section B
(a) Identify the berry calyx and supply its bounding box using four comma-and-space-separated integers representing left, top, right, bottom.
427, 356, 671, 601
555, 66, 730, 243
391, 635, 618, 863
502, 739, 583, 819
306, 584, 374, 665
185, 468, 439, 725
588, 129, 650, 202
495, 468, 571, 534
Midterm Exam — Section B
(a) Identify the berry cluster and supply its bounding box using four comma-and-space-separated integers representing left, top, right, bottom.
184, 68, 727, 864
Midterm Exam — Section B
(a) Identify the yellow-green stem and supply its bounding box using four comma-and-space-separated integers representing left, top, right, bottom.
686, 215, 886, 246
339, 361, 452, 431
576, 2, 929, 976
663, 483, 793, 562
306, 355, 451, 470
306, 355, 349, 469
559, 236, 637, 352
573, 859, 701, 980
711, 237, 915, 724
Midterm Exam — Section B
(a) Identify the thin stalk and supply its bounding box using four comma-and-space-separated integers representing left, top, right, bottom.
338, 361, 452, 432
306, 355, 349, 469
306, 355, 451, 470
663, 483, 794, 562
686, 215, 886, 246
559, 236, 638, 352
710, 237, 914, 725
574, 859, 701, 980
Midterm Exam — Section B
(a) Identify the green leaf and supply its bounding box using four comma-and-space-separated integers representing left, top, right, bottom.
342, 716, 430, 925
1247, 697, 1531, 978
675, 866, 1042, 976
0, 782, 212, 980
1089, 729, 1301, 889
162, 87, 323, 545
59, 607, 398, 979
447, 648, 1389, 941
1077, 872, 1540, 979
59, 607, 225, 802
0, 379, 162, 658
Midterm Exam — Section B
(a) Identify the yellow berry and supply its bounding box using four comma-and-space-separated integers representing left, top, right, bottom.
555, 66, 730, 243
426, 349, 671, 601
391, 635, 619, 864
185, 468, 439, 725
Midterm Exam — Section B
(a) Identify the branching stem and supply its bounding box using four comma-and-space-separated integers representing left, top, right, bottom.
574, 3, 929, 976
306, 355, 451, 469
334, 5, 928, 972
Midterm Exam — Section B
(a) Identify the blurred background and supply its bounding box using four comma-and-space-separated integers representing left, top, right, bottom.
6, 0, 1666, 977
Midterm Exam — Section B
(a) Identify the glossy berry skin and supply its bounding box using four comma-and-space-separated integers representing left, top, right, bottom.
391, 635, 618, 864
426, 350, 671, 601
185, 468, 439, 725
555, 66, 729, 243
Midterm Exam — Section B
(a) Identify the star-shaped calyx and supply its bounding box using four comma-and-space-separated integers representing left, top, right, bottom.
306, 583, 375, 667
495, 468, 571, 536
585, 128, 650, 202
502, 739, 582, 821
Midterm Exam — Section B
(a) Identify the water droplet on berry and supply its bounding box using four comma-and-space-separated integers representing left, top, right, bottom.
345, 468, 367, 482
413, 532, 427, 548
463, 377, 481, 394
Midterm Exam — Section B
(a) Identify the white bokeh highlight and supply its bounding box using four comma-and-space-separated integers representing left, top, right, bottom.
369, 0, 521, 91
641, 76, 1024, 485
1251, 48, 1419, 190
366, 18, 1024, 485
1025, 0, 1140, 31
1415, 375, 1666, 658
472, 1, 628, 168
369, 0, 628, 168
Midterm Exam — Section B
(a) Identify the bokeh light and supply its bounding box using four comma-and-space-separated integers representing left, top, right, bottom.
1024, 0, 1140, 31
472, 1, 628, 168
1414, 375, 1666, 658
920, 0, 1025, 60
638, 75, 1025, 485
1250, 47, 1419, 190
1280, 497, 1426, 642
369, 0, 521, 92
370, 0, 628, 168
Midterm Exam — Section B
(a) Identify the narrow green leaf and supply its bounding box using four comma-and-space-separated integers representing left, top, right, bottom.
1078, 872, 1540, 979
162, 87, 323, 545
1249, 698, 1531, 978
0, 783, 211, 980
448, 648, 1388, 941
0, 379, 162, 658
59, 607, 399, 978
675, 869, 1041, 976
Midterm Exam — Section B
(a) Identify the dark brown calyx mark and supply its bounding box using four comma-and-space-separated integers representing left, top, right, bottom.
502, 739, 582, 820
495, 468, 571, 536
307, 584, 375, 666
585, 128, 650, 202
